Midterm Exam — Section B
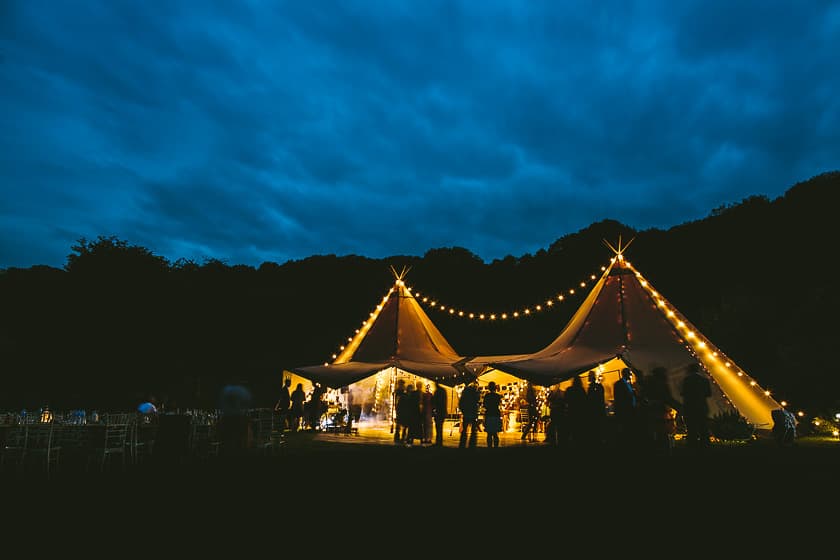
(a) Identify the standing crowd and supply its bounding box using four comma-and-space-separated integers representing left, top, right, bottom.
399, 363, 712, 453
274, 379, 329, 433
275, 362, 726, 453
392, 379, 448, 447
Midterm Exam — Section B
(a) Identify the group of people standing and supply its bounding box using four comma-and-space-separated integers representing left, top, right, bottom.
274, 378, 326, 432
610, 363, 711, 453
452, 361, 713, 452
277, 361, 715, 452
543, 370, 608, 448
392, 379, 448, 447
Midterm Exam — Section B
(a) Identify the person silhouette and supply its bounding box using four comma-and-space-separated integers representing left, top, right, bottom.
458, 380, 480, 448
612, 367, 639, 449
680, 363, 712, 450
643, 367, 679, 454
402, 382, 421, 447
544, 385, 566, 446
520, 383, 539, 441
216, 384, 254, 458
274, 377, 292, 432
289, 382, 306, 432
586, 370, 606, 447
393, 378, 408, 444
432, 382, 448, 447
771, 407, 797, 446
564, 375, 588, 448
306, 383, 326, 431
420, 383, 434, 445
482, 381, 503, 448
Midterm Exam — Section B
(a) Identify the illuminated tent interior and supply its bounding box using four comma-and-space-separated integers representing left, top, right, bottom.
467, 240, 782, 429
284, 268, 471, 423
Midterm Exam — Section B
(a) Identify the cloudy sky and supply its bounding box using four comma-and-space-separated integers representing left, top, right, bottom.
1, 1, 838, 269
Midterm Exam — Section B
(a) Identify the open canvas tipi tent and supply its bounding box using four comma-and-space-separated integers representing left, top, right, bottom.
468, 240, 781, 429
284, 268, 473, 392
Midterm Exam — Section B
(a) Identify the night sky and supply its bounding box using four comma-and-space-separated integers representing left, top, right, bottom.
2, 1, 838, 269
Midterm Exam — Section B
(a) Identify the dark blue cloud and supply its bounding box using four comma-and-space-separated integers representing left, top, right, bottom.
2, 0, 838, 268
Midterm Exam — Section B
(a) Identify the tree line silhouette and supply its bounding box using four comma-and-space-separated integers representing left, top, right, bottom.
1, 171, 837, 416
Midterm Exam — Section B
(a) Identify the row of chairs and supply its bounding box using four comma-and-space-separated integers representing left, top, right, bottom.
0, 414, 154, 476
1, 408, 287, 475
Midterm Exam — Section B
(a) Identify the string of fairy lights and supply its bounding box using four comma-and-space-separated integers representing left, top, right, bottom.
320, 264, 607, 365
619, 255, 803, 421
409, 266, 606, 321
316, 253, 810, 424
322, 286, 398, 365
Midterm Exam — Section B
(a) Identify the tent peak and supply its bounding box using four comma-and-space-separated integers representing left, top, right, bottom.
390, 264, 412, 284
603, 234, 635, 260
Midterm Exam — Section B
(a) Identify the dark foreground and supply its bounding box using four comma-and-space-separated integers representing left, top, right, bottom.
7, 430, 840, 492
5, 432, 840, 545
